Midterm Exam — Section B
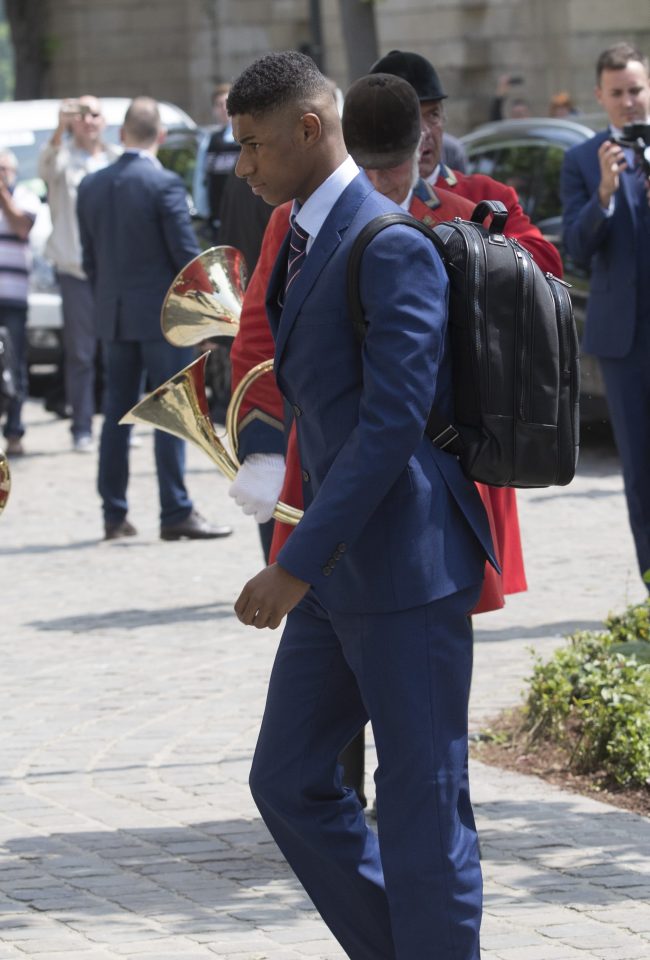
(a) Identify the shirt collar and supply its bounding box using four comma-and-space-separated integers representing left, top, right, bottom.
426, 164, 441, 185
123, 147, 162, 168
293, 155, 359, 250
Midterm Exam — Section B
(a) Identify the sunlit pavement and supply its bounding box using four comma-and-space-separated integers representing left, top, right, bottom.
1, 401, 648, 959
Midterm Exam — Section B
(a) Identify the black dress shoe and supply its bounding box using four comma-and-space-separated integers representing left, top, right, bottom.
160, 509, 233, 541
104, 518, 137, 540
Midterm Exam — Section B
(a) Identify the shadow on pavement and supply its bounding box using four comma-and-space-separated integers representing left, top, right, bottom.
474, 620, 604, 642
2, 802, 648, 930
2, 819, 303, 931
28, 602, 235, 632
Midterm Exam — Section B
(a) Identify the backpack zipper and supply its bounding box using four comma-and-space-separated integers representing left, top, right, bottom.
515, 248, 531, 420
464, 224, 488, 410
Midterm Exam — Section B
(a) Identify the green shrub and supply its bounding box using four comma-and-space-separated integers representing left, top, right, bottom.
524, 599, 650, 788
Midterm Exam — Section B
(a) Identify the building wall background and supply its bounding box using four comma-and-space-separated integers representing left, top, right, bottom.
42, 0, 650, 132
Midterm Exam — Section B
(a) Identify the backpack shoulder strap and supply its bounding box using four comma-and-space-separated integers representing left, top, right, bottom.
346, 213, 462, 455
347, 212, 439, 343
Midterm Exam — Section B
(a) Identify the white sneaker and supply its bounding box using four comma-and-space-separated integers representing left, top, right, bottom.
73, 435, 95, 453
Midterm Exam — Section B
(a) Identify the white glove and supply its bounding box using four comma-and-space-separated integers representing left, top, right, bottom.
228, 453, 286, 523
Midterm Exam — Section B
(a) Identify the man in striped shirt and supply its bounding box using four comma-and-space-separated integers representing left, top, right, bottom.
0, 150, 40, 457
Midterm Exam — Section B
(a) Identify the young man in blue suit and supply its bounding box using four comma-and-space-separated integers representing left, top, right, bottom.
77, 97, 232, 542
561, 43, 650, 588
229, 52, 495, 958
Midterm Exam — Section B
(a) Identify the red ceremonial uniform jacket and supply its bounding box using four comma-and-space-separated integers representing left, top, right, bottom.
230, 178, 528, 613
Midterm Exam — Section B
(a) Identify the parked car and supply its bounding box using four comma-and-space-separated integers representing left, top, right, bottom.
0, 98, 197, 392
460, 116, 608, 422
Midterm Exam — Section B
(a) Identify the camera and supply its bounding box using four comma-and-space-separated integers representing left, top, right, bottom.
619, 122, 650, 146
62, 99, 81, 117
614, 122, 650, 177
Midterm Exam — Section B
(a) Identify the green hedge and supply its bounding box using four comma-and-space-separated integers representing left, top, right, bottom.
524, 599, 650, 788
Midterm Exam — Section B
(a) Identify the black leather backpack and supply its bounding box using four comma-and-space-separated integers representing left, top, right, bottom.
347, 201, 580, 488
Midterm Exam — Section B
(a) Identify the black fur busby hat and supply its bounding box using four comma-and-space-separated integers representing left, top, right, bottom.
342, 73, 421, 169
369, 49, 447, 102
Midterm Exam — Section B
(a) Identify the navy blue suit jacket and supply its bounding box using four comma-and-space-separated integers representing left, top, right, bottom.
77, 152, 200, 341
561, 130, 643, 359
266, 172, 495, 614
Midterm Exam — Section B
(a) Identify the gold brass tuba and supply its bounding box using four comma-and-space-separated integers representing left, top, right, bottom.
119, 247, 302, 526
0, 449, 10, 516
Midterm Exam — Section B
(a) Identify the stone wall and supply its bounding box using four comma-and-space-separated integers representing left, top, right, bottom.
42, 0, 650, 132
43, 0, 311, 124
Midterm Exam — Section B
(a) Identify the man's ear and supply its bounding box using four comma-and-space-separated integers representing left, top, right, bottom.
300, 112, 322, 146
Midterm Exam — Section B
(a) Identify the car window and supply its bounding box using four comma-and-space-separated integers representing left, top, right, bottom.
468, 149, 500, 180
158, 130, 199, 194
467, 142, 566, 224
533, 144, 564, 224
0, 129, 59, 197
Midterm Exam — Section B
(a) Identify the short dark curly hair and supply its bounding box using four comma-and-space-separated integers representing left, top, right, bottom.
227, 50, 332, 118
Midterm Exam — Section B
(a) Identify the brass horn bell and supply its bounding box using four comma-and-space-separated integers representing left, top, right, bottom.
119, 353, 302, 527
161, 245, 248, 347
121, 244, 302, 526
0, 449, 10, 516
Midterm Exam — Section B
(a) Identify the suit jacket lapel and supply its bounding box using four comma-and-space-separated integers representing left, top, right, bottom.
272, 173, 373, 366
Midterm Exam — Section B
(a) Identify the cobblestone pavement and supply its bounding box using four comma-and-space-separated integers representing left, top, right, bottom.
1, 402, 648, 959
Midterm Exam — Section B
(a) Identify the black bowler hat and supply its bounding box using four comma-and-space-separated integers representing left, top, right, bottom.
369, 49, 447, 102
343, 73, 421, 169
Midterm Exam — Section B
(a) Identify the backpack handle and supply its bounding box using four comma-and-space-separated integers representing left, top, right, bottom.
470, 199, 508, 234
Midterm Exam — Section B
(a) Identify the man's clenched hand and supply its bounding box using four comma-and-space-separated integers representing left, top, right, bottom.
235, 563, 310, 629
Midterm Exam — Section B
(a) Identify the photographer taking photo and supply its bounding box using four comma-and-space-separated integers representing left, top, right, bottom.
561, 42, 650, 591
38, 96, 121, 452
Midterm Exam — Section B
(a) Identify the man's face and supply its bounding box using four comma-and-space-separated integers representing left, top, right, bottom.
417, 99, 445, 179
365, 153, 418, 205
596, 61, 650, 130
233, 108, 318, 206
70, 96, 105, 150
212, 93, 229, 126
0, 157, 17, 188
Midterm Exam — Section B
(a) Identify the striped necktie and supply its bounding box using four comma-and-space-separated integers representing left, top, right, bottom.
285, 219, 309, 295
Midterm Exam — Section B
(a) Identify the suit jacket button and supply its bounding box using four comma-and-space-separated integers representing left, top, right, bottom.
322, 565, 332, 576
302, 470, 310, 482
293, 404, 302, 417
337, 542, 346, 553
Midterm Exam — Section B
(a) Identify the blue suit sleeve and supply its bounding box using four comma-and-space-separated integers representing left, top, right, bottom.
276, 225, 449, 586
158, 172, 201, 271
560, 143, 612, 266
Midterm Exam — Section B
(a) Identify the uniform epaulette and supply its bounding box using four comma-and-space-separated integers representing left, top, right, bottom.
439, 164, 458, 187
412, 178, 441, 210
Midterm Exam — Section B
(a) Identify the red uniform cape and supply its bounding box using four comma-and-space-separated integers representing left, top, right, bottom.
231, 182, 528, 614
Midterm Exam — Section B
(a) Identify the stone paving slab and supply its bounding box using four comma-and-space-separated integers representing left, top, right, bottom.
0, 401, 648, 958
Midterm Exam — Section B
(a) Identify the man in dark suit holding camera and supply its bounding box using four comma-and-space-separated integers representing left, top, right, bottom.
561, 42, 650, 588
